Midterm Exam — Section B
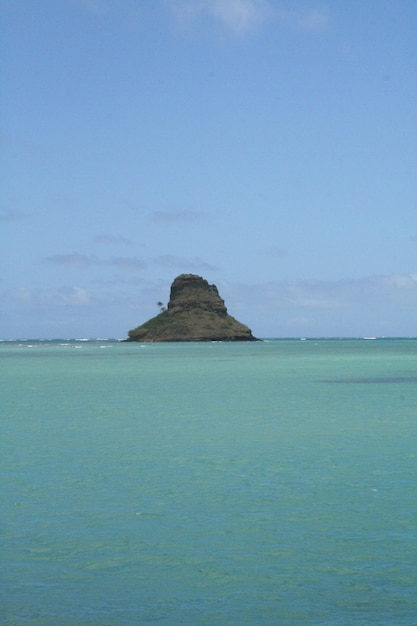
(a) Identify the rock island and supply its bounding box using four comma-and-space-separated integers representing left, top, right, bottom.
126, 274, 258, 342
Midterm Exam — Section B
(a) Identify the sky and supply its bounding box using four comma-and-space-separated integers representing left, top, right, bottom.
1, 0, 416, 339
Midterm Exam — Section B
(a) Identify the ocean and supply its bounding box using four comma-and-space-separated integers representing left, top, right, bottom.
1, 338, 416, 625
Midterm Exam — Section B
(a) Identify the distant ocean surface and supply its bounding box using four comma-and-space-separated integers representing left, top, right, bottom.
1, 338, 417, 625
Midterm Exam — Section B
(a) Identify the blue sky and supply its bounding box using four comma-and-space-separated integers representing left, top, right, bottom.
1, 0, 416, 338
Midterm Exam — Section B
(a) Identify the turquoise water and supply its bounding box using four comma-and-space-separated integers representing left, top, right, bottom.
1, 339, 417, 625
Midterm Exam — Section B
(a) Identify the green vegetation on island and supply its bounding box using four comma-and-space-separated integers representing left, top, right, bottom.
126, 274, 258, 342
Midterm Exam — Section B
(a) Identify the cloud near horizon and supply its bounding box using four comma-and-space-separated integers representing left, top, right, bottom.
218, 273, 417, 336
230, 274, 417, 310
6, 286, 93, 308
15, 270, 417, 312
2, 272, 416, 338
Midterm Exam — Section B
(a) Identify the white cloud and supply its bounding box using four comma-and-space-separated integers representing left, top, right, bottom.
220, 273, 417, 336
76, 0, 110, 15
282, 282, 341, 309
223, 278, 347, 312
170, 0, 273, 35
273, 6, 330, 32
209, 0, 272, 34
379, 273, 417, 289
296, 9, 329, 32
169, 1, 329, 35
5, 286, 93, 307
248, 274, 417, 310
47, 287, 93, 307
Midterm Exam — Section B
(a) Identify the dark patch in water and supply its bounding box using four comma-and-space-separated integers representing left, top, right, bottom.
321, 376, 417, 384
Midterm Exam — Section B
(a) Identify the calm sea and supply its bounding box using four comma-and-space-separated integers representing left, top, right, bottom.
1, 338, 416, 625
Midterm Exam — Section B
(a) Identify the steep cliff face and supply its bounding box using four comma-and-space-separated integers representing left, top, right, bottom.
126, 274, 258, 342
167, 274, 228, 315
